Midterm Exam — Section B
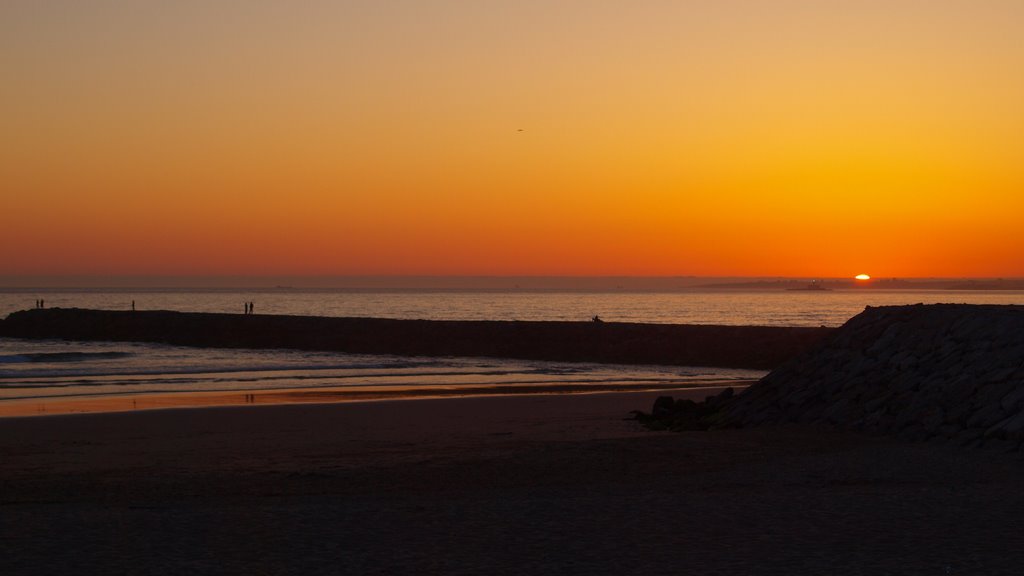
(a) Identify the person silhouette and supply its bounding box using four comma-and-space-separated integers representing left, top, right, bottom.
249, 302, 254, 315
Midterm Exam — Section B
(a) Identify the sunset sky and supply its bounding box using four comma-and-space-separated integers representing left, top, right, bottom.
3, 1, 1023, 279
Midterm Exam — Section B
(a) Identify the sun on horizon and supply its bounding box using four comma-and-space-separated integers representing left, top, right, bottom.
855, 274, 872, 281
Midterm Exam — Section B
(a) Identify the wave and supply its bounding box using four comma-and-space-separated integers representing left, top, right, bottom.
0, 357, 766, 383
0, 370, 761, 391
0, 352, 134, 364
0, 359, 453, 380
0, 368, 548, 387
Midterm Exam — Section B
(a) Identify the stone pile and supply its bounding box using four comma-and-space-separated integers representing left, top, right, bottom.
631, 388, 735, 431
723, 304, 1024, 448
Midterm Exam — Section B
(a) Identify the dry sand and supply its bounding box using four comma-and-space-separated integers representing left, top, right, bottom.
3, 389, 1024, 575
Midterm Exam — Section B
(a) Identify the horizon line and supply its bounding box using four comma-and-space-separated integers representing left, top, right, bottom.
2, 274, 1023, 291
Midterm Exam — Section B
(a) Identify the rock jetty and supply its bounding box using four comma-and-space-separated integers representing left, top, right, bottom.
722, 304, 1024, 448
0, 308, 830, 369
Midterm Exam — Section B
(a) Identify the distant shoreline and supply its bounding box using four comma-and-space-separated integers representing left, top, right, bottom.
0, 308, 831, 370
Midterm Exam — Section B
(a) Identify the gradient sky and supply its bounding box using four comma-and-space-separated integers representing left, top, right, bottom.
3, 1, 1023, 278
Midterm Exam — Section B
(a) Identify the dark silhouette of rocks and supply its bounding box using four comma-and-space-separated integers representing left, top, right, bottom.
720, 304, 1024, 449
631, 388, 735, 431
0, 308, 831, 369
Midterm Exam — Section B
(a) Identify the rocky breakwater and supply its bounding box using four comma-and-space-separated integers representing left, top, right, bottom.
720, 304, 1024, 448
0, 308, 831, 369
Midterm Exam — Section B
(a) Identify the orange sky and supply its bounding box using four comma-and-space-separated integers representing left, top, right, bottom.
2, 1, 1023, 278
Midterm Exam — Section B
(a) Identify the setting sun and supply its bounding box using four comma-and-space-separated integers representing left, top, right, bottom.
855, 274, 872, 281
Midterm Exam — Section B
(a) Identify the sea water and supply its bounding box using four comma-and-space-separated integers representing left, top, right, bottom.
2, 289, 1023, 402
0, 338, 763, 402
5, 288, 1024, 326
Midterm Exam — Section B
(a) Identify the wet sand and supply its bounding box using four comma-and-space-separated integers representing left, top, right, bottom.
0, 381, 754, 418
3, 389, 1024, 575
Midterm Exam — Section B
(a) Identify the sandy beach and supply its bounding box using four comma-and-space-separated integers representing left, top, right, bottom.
3, 388, 1024, 575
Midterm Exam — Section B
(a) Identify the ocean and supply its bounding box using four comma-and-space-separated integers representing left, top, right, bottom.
6, 288, 1024, 326
2, 289, 1023, 406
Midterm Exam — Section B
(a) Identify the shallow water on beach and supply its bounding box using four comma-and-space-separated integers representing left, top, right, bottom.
0, 337, 765, 402
4, 289, 1024, 326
